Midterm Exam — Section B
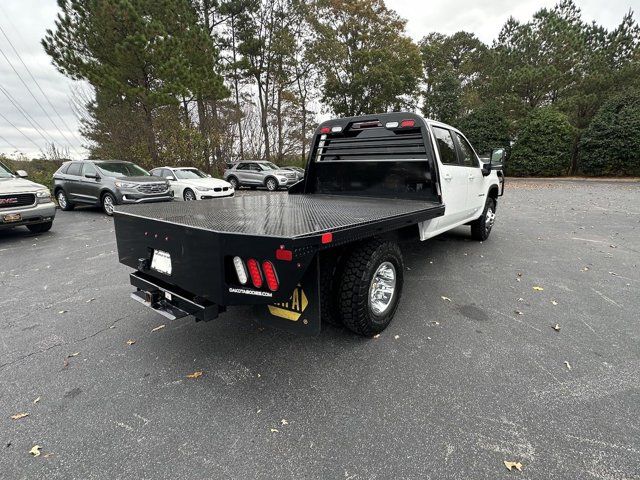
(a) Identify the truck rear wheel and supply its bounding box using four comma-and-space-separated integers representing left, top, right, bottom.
337, 238, 404, 337
470, 197, 496, 241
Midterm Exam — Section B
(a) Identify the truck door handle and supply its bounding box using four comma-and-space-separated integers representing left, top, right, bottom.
443, 173, 452, 181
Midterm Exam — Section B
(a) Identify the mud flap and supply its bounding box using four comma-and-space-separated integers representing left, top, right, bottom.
255, 255, 321, 335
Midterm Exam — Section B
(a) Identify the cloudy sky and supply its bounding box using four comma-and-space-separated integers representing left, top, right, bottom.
0, 0, 636, 160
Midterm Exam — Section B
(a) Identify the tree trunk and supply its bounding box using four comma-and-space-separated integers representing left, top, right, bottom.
231, 14, 244, 160
142, 103, 159, 165
197, 95, 211, 168
569, 131, 581, 175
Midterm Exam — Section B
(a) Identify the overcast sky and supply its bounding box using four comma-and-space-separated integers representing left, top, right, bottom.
0, 0, 636, 160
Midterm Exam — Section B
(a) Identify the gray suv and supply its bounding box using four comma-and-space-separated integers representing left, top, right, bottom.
0, 161, 56, 233
223, 161, 298, 191
53, 160, 173, 215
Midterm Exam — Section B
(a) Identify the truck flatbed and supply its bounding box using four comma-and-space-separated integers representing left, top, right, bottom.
116, 193, 444, 240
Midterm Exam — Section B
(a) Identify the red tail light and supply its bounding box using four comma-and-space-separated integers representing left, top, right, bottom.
400, 119, 415, 128
319, 126, 331, 134
246, 258, 263, 288
261, 261, 279, 292
275, 248, 293, 261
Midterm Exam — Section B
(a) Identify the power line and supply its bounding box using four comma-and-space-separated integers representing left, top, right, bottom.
0, 111, 44, 152
0, 23, 85, 148
0, 40, 81, 157
0, 132, 24, 155
0, 83, 58, 146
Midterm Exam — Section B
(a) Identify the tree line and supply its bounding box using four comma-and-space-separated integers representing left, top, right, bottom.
43, 0, 640, 176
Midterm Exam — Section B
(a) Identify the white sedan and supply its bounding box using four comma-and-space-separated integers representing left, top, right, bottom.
150, 167, 234, 201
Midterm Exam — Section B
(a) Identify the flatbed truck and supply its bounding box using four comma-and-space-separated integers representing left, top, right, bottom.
114, 112, 504, 337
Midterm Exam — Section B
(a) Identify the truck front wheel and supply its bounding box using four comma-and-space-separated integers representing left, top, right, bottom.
337, 238, 404, 337
470, 197, 496, 241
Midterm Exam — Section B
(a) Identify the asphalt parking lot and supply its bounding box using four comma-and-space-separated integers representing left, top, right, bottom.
1, 180, 639, 479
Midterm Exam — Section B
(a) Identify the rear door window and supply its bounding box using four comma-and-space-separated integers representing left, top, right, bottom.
432, 127, 459, 166
67, 162, 83, 176
454, 133, 479, 168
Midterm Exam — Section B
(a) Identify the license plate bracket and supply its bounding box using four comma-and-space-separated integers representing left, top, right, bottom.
151, 249, 172, 275
2, 213, 22, 223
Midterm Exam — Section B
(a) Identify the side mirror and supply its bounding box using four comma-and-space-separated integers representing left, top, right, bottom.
481, 162, 491, 176
490, 148, 506, 168
207, 174, 212, 178
85, 173, 99, 180
16, 170, 28, 178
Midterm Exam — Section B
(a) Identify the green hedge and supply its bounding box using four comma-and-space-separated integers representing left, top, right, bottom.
508, 107, 574, 176
579, 89, 640, 176
455, 103, 511, 155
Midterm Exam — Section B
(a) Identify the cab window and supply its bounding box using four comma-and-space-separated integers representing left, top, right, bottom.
432, 127, 459, 166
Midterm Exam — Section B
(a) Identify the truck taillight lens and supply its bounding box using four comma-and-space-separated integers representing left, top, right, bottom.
262, 261, 279, 292
246, 258, 263, 288
233, 256, 248, 285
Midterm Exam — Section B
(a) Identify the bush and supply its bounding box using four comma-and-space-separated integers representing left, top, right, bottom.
579, 89, 640, 176
509, 107, 574, 176
0, 156, 62, 189
455, 102, 511, 155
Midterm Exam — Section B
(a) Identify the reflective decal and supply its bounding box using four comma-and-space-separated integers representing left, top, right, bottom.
268, 285, 308, 321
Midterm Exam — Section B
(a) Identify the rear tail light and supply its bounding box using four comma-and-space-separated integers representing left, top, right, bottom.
319, 126, 331, 134
275, 248, 293, 261
233, 256, 248, 285
400, 119, 415, 128
261, 261, 279, 292
246, 258, 263, 288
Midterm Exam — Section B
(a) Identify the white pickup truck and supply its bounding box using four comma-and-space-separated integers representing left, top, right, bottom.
114, 112, 504, 338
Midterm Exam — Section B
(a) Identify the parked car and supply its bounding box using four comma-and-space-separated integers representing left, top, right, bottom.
53, 160, 173, 216
0, 161, 56, 233
281, 166, 305, 181
149, 167, 234, 201
223, 161, 298, 191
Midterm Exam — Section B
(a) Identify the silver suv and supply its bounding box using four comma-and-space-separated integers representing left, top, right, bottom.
53, 160, 173, 215
0, 161, 56, 233
223, 161, 298, 191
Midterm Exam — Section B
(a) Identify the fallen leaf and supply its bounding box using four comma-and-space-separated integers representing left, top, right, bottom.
533, 286, 544, 291
551, 300, 558, 306
10, 413, 29, 420
553, 324, 561, 332
33, 397, 41, 404
394, 335, 400, 340
430, 321, 440, 326
86, 298, 95, 303
608, 271, 618, 276
63, 358, 69, 368
609, 244, 616, 248
581, 266, 589, 272
270, 428, 279, 433
373, 334, 381, 339
504, 460, 523, 472
514, 310, 524, 316
126, 339, 136, 346
44, 453, 54, 458
441, 296, 452, 302
186, 371, 203, 379
280, 419, 289, 426
517, 298, 524, 302
67, 352, 80, 358
516, 278, 521, 282
564, 361, 572, 370
29, 445, 42, 457
58, 310, 67, 314
151, 324, 166, 332
517, 272, 522, 277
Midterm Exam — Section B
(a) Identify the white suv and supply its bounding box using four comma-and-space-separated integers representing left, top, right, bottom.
150, 167, 234, 201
